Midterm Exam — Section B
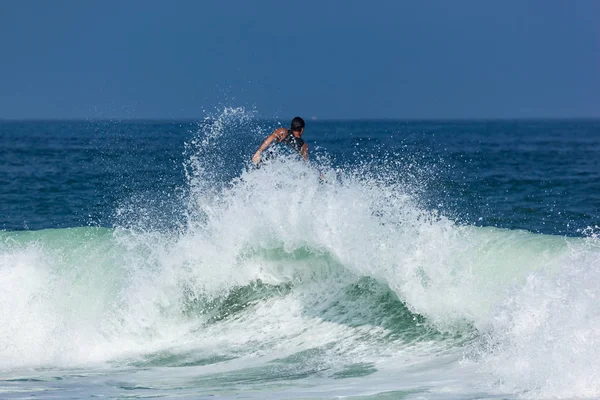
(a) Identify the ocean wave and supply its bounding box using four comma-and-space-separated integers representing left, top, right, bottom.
1, 108, 600, 398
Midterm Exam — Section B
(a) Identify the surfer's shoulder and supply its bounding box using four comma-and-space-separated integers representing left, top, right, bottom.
272, 127, 288, 141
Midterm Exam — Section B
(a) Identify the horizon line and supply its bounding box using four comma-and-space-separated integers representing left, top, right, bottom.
1, 116, 600, 123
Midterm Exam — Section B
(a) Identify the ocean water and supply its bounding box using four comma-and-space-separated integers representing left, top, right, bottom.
1, 109, 599, 399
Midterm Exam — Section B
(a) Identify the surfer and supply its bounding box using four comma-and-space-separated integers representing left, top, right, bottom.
252, 117, 308, 164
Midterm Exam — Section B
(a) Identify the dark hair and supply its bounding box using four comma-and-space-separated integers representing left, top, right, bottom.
290, 117, 305, 133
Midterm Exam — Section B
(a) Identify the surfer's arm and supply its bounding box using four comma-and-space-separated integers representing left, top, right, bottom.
252, 128, 287, 164
300, 143, 308, 160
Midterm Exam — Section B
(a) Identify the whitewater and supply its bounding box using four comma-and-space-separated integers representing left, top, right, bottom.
1, 111, 599, 399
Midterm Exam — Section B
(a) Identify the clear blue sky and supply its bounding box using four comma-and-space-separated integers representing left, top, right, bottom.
1, 0, 598, 119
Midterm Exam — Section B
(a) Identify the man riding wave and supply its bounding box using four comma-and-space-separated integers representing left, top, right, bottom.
252, 117, 308, 164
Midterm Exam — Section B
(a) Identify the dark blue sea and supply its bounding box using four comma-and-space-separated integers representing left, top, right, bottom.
1, 109, 599, 399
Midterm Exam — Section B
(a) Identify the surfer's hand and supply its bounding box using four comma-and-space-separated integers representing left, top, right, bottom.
252, 152, 261, 164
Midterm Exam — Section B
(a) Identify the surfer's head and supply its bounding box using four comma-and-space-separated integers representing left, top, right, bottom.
290, 117, 305, 135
